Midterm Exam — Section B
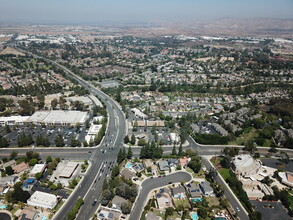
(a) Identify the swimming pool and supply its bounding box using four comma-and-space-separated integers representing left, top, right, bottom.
191, 213, 199, 220
192, 198, 203, 203
216, 217, 226, 220
0, 205, 7, 209
41, 216, 48, 220
125, 162, 132, 169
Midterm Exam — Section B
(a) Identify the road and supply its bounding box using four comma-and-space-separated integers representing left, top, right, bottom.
11, 48, 126, 220
0, 47, 291, 220
129, 171, 192, 220
202, 157, 250, 220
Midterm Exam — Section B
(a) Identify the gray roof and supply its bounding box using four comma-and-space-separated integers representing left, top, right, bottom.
199, 181, 213, 193
158, 161, 169, 171
112, 195, 127, 210
171, 186, 186, 196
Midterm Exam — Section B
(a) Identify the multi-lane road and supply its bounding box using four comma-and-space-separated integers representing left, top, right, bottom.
9, 48, 127, 220
1, 47, 293, 220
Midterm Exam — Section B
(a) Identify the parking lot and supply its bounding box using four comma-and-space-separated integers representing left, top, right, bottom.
0, 124, 88, 147
250, 200, 291, 220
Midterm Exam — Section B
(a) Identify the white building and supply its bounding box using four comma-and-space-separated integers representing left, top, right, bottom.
232, 154, 261, 176
27, 191, 58, 209
28, 110, 89, 125
30, 164, 46, 177
169, 133, 180, 144
131, 108, 148, 119
0, 116, 30, 126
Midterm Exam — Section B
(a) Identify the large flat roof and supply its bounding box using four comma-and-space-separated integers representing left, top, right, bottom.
30, 164, 46, 175
28, 110, 88, 124
59, 162, 79, 178
28, 191, 57, 208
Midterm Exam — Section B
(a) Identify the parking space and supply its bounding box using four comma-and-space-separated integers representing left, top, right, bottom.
250, 200, 291, 220
0, 124, 88, 147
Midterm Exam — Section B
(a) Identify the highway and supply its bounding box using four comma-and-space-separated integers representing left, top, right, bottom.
0, 47, 291, 220
10, 48, 126, 220
129, 171, 192, 220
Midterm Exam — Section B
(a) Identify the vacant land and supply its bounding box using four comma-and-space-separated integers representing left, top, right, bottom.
0, 47, 25, 56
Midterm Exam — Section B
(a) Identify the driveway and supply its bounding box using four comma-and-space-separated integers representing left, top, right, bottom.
129, 171, 192, 220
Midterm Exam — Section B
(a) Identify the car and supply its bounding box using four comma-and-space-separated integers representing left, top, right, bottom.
92, 199, 97, 206
168, 182, 172, 184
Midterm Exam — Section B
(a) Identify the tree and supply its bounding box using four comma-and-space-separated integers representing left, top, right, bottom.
137, 139, 146, 146
51, 98, 58, 109
130, 134, 136, 145
127, 147, 133, 159
5, 125, 11, 133
178, 144, 183, 156
243, 140, 257, 154
0, 135, 9, 148
29, 158, 38, 166
54, 133, 65, 147
46, 156, 52, 163
171, 145, 177, 155
165, 207, 174, 218
124, 135, 130, 144
121, 202, 132, 214
5, 166, 14, 175
35, 172, 42, 180
111, 165, 120, 178
117, 149, 125, 164
10, 151, 18, 160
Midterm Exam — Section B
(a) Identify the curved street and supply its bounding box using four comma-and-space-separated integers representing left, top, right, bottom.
129, 171, 192, 220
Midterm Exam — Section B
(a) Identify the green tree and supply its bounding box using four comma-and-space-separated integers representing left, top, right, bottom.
171, 145, 177, 155
10, 151, 18, 160
130, 134, 136, 145
54, 133, 65, 147
46, 156, 52, 163
29, 158, 38, 166
121, 201, 132, 214
5, 166, 14, 175
178, 143, 183, 156
124, 135, 130, 144
127, 146, 133, 159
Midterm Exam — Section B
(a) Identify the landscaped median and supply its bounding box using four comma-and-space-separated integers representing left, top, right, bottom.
65, 198, 84, 220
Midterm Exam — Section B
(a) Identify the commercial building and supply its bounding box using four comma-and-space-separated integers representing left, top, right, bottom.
28, 110, 89, 125
59, 162, 79, 178
30, 164, 46, 177
232, 154, 261, 176
27, 191, 58, 209
0, 116, 30, 126
278, 171, 293, 187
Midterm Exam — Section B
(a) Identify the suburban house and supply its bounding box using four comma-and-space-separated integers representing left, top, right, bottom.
111, 195, 127, 212
0, 176, 18, 187
156, 188, 174, 209
185, 182, 202, 199
180, 157, 191, 167
12, 162, 29, 174
199, 181, 214, 196
158, 161, 169, 171
120, 168, 135, 180
171, 186, 187, 199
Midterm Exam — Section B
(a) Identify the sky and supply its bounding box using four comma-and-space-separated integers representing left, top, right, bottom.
0, 0, 292, 25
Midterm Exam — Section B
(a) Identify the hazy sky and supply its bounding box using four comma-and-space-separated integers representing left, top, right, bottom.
0, 0, 292, 24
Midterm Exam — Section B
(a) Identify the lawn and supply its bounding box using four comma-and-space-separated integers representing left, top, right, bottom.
185, 167, 205, 178
219, 168, 231, 181
174, 198, 191, 209
229, 127, 257, 145
206, 196, 220, 207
